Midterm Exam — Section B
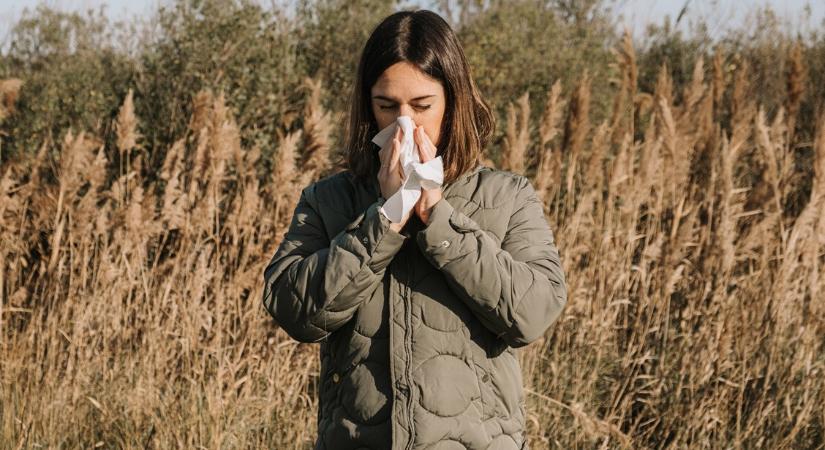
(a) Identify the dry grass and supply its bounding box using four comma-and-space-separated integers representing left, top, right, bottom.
1, 37, 824, 449
502, 91, 531, 175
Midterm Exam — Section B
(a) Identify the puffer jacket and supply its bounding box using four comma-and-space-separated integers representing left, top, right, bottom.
262, 162, 567, 450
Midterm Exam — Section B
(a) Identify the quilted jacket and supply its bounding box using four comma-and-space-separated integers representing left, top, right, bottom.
262, 162, 568, 450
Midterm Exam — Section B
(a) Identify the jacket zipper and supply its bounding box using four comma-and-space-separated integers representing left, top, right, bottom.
404, 250, 415, 450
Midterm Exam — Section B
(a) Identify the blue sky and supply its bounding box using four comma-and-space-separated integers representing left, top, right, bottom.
2, 0, 824, 45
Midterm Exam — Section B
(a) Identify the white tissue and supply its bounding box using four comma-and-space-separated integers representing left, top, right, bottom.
371, 115, 444, 223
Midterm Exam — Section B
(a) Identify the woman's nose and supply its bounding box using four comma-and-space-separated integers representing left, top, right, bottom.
398, 104, 416, 119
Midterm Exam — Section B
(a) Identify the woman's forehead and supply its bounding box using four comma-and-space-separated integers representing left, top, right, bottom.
372, 62, 443, 97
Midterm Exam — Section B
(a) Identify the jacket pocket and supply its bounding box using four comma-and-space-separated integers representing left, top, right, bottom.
469, 331, 501, 420
319, 343, 334, 418
495, 346, 525, 417
327, 326, 361, 390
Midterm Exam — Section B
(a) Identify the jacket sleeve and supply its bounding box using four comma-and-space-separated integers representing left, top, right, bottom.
415, 176, 567, 348
262, 184, 407, 343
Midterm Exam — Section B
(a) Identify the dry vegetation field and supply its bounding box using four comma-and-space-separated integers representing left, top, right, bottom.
1, 28, 824, 449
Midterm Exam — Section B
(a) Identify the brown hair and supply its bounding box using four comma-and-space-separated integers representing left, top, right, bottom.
344, 9, 495, 185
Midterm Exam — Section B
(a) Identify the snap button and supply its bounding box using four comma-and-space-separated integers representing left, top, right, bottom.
332, 373, 340, 383
440, 240, 450, 248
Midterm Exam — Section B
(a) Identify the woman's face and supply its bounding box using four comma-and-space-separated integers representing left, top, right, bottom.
371, 61, 446, 149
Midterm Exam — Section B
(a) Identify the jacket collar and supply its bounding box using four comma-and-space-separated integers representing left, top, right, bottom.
444, 162, 486, 192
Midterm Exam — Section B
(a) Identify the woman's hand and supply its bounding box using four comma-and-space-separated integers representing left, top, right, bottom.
413, 124, 443, 225
377, 125, 411, 233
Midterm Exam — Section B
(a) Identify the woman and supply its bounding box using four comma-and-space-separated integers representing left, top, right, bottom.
262, 9, 567, 450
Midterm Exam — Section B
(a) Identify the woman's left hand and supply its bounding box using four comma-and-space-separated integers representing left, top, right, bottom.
413, 125, 443, 225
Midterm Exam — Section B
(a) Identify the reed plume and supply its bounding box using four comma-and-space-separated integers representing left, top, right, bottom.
784, 42, 806, 144
562, 71, 591, 204
299, 76, 333, 186
502, 91, 531, 175
608, 30, 637, 143
271, 129, 303, 234
535, 80, 565, 206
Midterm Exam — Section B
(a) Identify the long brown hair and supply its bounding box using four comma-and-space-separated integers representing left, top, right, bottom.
344, 9, 495, 185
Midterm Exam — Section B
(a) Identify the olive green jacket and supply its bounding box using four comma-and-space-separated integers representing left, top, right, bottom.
262, 163, 567, 450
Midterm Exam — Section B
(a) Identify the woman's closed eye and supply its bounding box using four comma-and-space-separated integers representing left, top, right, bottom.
380, 104, 431, 110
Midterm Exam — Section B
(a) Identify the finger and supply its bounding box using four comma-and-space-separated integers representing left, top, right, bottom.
419, 126, 434, 159
413, 126, 424, 161
389, 136, 401, 171
420, 126, 436, 159
382, 125, 401, 158
379, 135, 390, 165
381, 133, 395, 168
414, 126, 431, 162
391, 138, 406, 179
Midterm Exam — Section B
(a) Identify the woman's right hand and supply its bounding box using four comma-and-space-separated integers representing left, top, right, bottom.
377, 125, 411, 233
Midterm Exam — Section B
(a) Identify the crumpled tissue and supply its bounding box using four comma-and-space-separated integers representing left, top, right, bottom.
371, 115, 444, 223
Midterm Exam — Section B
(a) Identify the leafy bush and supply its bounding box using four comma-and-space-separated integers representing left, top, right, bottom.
0, 6, 137, 161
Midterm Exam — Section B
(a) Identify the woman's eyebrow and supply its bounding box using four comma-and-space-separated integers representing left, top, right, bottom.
373, 94, 435, 102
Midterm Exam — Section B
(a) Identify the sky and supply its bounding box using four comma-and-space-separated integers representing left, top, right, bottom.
611, 0, 824, 40
1, 0, 824, 46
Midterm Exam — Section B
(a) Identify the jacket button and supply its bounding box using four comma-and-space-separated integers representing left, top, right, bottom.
440, 240, 450, 247
332, 373, 340, 383
481, 373, 490, 382
361, 236, 369, 245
